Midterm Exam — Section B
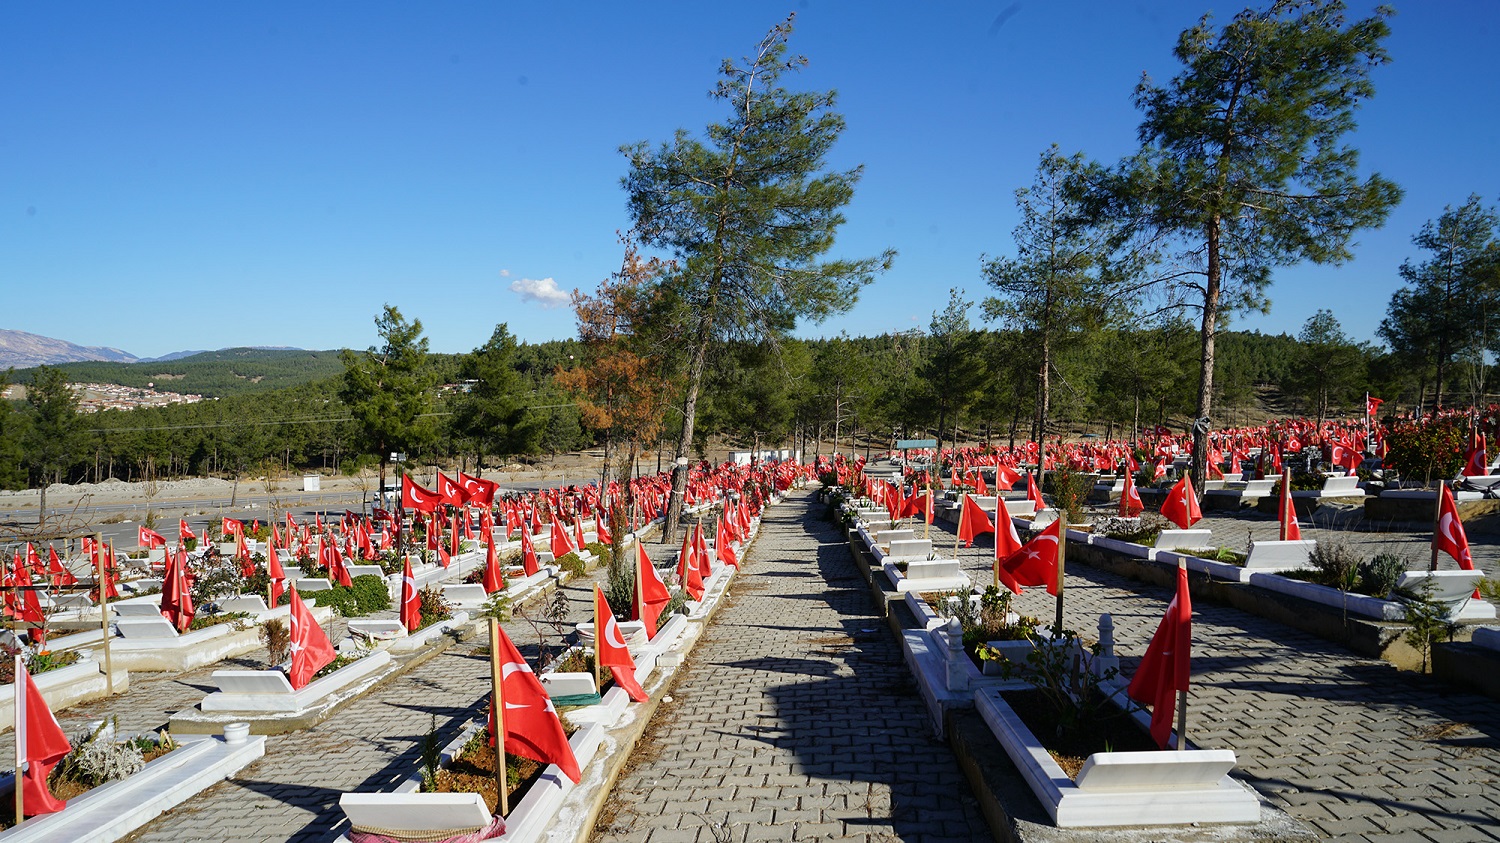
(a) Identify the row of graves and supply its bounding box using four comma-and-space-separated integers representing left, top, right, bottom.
0, 458, 809, 842
819, 415, 1500, 832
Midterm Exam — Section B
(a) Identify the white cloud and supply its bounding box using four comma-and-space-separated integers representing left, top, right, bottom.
509, 277, 569, 309
498, 269, 510, 277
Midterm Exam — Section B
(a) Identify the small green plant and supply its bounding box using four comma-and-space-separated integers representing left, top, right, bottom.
994, 628, 1126, 744
1050, 464, 1090, 523
478, 592, 512, 623
1358, 553, 1407, 597
1309, 538, 1361, 592
555, 553, 587, 577
350, 574, 392, 614
1396, 576, 1459, 673
417, 586, 453, 630
420, 714, 442, 792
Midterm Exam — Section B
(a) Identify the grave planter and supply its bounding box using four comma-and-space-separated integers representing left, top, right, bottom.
974, 687, 1259, 827
0, 726, 265, 843
0, 659, 128, 733
1246, 572, 1407, 621
387, 612, 471, 655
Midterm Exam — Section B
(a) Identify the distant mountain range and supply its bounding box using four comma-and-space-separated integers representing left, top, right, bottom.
0, 329, 304, 370
0, 329, 138, 369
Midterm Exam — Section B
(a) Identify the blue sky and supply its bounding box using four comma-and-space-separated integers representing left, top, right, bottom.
3, 1, 1496, 359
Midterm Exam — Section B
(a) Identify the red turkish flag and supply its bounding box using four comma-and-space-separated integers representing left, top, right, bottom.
1434, 483, 1475, 572
1120, 470, 1144, 518
1159, 476, 1202, 529
266, 532, 287, 607
997, 519, 1061, 596
634, 543, 672, 639
549, 518, 576, 559
1127, 563, 1192, 749
159, 548, 195, 632
490, 626, 581, 783
138, 526, 166, 550
957, 494, 994, 547
1025, 472, 1043, 506
1278, 470, 1302, 541
519, 527, 539, 577
716, 515, 739, 568
16, 661, 71, 815
1366, 395, 1384, 417
400, 556, 422, 632
482, 527, 506, 594
436, 472, 468, 507
46, 546, 76, 588
994, 465, 1020, 491
179, 519, 195, 542
456, 471, 498, 507
287, 588, 335, 690
594, 586, 646, 702
1463, 433, 1488, 477
974, 471, 988, 496
401, 477, 442, 514
677, 530, 704, 601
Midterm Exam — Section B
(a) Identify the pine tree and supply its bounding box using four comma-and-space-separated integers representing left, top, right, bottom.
339, 306, 434, 499
620, 14, 893, 539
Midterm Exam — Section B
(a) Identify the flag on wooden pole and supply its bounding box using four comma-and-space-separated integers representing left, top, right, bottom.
1127, 561, 1192, 750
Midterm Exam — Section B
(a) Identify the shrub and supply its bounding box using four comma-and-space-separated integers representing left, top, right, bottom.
418, 587, 453, 628
1050, 465, 1090, 523
310, 587, 359, 617
555, 553, 586, 577
1383, 416, 1467, 482
350, 574, 392, 614
1309, 538, 1361, 592
1359, 553, 1407, 597
261, 618, 290, 664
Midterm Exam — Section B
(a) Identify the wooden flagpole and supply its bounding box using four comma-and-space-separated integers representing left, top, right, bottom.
924, 473, 932, 540
1176, 557, 1188, 751
1054, 508, 1067, 635
488, 618, 507, 816
14, 654, 24, 822
593, 587, 601, 693
97, 533, 113, 695
1431, 479, 1444, 573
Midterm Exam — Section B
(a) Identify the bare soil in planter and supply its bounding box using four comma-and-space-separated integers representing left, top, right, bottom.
1000, 688, 1157, 779
430, 734, 546, 813
0, 744, 174, 829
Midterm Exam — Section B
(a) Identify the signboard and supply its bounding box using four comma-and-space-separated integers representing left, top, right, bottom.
896, 439, 938, 450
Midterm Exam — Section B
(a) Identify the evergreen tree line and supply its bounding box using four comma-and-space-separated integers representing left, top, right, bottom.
0, 308, 1409, 493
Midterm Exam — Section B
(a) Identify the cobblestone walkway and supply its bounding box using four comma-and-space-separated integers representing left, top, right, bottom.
943, 505, 1500, 843
596, 492, 988, 843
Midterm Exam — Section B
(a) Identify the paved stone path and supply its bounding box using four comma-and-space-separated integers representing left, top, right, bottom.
941, 503, 1500, 842
596, 492, 988, 843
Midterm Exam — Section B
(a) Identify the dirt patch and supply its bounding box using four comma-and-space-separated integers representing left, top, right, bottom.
1417, 721, 1473, 741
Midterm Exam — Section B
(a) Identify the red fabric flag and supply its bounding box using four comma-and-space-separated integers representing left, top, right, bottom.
1366, 395, 1384, 418
574, 518, 588, 558
266, 533, 287, 607
16, 661, 71, 815
594, 586, 646, 702
456, 471, 498, 507
1278, 470, 1302, 541
1025, 472, 1043, 506
1159, 476, 1202, 529
1120, 470, 1144, 518
1435, 483, 1476, 572
179, 519, 195, 543
957, 494, 995, 547
693, 523, 712, 583
401, 476, 442, 514
974, 471, 988, 496
490, 626, 581, 782
436, 472, 468, 507
634, 543, 672, 639
596, 508, 612, 546
519, 527, 540, 577
677, 530, 704, 601
46, 546, 76, 588
400, 556, 422, 632
716, 515, 739, 568
1127, 563, 1192, 749
160, 549, 195, 632
997, 519, 1061, 596
482, 528, 506, 594
549, 518, 576, 559
138, 525, 166, 550
287, 588, 335, 690
1463, 433, 1488, 477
